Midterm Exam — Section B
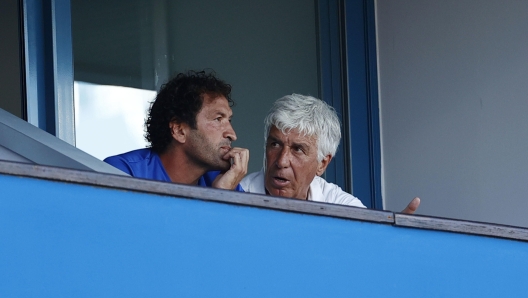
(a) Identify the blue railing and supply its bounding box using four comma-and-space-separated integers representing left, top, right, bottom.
1, 160, 527, 297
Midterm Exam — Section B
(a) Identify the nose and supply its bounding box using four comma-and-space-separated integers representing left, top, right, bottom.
224, 122, 237, 141
275, 147, 290, 168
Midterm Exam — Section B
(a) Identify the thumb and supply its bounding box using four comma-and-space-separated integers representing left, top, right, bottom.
401, 197, 420, 214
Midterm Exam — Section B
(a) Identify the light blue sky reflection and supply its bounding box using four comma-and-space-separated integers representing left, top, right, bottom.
74, 81, 155, 160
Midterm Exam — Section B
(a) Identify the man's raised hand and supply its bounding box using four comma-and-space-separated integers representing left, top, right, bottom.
212, 147, 249, 190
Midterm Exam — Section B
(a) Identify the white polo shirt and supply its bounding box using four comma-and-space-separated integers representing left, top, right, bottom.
241, 170, 366, 208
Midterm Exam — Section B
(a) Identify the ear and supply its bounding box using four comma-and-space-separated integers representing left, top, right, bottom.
316, 155, 333, 176
169, 120, 189, 144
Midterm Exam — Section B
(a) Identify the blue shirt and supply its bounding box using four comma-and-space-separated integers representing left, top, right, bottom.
104, 148, 244, 191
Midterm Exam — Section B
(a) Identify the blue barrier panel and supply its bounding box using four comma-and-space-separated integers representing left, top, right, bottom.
1, 172, 527, 297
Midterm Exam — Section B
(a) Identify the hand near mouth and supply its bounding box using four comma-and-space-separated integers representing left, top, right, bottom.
212, 147, 249, 190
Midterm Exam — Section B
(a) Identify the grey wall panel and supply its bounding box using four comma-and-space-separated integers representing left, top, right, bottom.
377, 0, 528, 227
0, 108, 126, 175
0, 145, 32, 163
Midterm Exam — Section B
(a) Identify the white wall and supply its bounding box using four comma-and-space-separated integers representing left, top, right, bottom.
377, 0, 528, 227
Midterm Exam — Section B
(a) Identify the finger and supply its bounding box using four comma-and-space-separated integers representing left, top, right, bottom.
231, 151, 241, 167
223, 147, 243, 159
232, 153, 248, 175
401, 197, 420, 214
236, 149, 249, 166
224, 148, 249, 165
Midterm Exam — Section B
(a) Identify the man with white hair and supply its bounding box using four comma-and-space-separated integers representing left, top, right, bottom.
241, 94, 420, 212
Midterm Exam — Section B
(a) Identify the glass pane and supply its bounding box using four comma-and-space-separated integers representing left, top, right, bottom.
0, 0, 22, 117
71, 0, 319, 172
74, 81, 154, 160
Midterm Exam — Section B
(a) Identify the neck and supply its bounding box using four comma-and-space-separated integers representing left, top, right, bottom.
158, 147, 206, 185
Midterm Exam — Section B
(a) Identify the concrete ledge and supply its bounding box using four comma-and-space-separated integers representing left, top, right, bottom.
3, 159, 528, 241
0, 160, 393, 224
395, 213, 528, 242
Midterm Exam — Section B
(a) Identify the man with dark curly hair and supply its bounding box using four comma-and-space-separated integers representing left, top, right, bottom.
104, 70, 249, 191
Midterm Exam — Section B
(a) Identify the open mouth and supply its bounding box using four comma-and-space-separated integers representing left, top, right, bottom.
273, 176, 290, 186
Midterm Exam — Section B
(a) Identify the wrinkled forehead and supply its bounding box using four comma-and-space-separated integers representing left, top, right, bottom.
268, 125, 318, 144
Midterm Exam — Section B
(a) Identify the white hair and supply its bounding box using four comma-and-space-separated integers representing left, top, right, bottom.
264, 94, 341, 161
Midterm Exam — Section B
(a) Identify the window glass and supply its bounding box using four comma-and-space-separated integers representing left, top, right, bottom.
0, 0, 22, 117
74, 81, 153, 159
71, 0, 319, 172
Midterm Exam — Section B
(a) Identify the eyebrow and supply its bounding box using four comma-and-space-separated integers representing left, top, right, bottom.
212, 110, 232, 118
266, 135, 280, 143
292, 142, 311, 151
267, 134, 312, 150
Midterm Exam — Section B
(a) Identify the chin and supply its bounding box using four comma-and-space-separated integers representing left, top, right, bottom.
273, 189, 292, 198
205, 159, 230, 172
217, 161, 231, 171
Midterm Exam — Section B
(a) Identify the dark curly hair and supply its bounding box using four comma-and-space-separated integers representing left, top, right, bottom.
145, 70, 233, 154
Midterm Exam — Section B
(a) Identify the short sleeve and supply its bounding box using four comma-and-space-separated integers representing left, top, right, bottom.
104, 156, 133, 175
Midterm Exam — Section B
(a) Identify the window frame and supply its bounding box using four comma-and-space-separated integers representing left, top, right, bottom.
21, 0, 383, 209
318, 0, 382, 209
21, 0, 75, 145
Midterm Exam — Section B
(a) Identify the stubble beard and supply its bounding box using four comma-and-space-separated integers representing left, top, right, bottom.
188, 129, 231, 171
